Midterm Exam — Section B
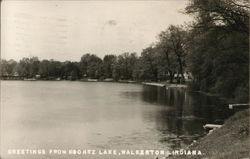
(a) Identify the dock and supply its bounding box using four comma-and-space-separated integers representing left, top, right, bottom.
142, 82, 165, 87
165, 84, 188, 88
23, 78, 37, 81
87, 79, 98, 82
203, 124, 222, 130
203, 124, 222, 135
229, 104, 249, 109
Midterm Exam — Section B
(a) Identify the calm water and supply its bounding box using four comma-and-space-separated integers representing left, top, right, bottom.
0, 81, 233, 159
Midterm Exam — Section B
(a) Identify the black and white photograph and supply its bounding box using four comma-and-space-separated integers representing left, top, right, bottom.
0, 0, 249, 159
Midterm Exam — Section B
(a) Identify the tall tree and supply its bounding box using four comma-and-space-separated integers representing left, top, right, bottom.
139, 47, 160, 81
0, 59, 17, 76
80, 54, 102, 78
112, 52, 138, 80
158, 25, 188, 83
102, 54, 117, 78
185, 0, 249, 101
185, 0, 249, 33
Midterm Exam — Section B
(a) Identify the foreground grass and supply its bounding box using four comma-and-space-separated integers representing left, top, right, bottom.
170, 109, 249, 159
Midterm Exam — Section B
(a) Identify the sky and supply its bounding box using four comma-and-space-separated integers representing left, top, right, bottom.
1, 0, 193, 62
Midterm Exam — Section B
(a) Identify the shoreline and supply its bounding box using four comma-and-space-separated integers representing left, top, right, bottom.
0, 79, 187, 86
1, 79, 191, 91
168, 109, 249, 159
1, 79, 237, 103
0, 79, 234, 101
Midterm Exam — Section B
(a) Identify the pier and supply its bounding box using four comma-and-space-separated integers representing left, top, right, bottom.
228, 104, 249, 109
203, 124, 222, 130
142, 82, 166, 87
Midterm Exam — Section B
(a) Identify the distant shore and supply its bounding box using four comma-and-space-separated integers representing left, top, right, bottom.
1, 78, 187, 84
0, 78, 189, 88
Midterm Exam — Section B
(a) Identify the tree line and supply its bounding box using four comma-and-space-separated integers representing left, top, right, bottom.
0, 25, 189, 83
1, 0, 249, 102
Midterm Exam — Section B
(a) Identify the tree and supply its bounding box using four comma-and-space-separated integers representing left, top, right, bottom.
102, 55, 117, 78
157, 25, 188, 83
16, 58, 30, 77
112, 52, 138, 80
0, 59, 17, 76
79, 54, 102, 78
39, 60, 50, 77
0, 60, 9, 76
185, 0, 249, 34
138, 46, 160, 81
185, 0, 249, 101
29, 57, 40, 77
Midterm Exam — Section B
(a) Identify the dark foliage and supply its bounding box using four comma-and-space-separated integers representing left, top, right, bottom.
0, 0, 248, 102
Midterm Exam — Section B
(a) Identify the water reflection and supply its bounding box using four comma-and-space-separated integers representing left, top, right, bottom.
1, 81, 235, 159
140, 85, 234, 146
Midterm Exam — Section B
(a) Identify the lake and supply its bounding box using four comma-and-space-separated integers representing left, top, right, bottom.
0, 81, 233, 159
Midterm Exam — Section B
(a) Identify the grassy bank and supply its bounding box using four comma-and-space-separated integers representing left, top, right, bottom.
170, 109, 249, 159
